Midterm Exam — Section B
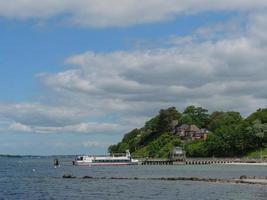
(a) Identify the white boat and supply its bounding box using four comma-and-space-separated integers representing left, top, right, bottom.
73, 150, 139, 166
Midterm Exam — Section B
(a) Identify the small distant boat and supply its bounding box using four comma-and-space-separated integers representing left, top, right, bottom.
73, 150, 139, 166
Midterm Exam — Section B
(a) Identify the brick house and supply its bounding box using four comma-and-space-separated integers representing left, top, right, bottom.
175, 124, 208, 140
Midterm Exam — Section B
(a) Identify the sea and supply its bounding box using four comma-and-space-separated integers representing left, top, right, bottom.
1, 156, 267, 200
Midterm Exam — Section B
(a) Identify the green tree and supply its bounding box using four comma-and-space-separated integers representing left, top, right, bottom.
144, 116, 160, 132
157, 107, 181, 132
180, 105, 209, 128
246, 108, 267, 124
185, 140, 209, 157
179, 115, 193, 125
208, 111, 242, 132
246, 120, 267, 147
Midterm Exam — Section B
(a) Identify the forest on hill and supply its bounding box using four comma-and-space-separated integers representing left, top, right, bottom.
108, 106, 267, 158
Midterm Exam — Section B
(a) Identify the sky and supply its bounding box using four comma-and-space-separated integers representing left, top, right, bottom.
0, 1, 267, 155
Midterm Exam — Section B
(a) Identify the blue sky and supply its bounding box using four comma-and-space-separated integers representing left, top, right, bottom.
0, 11, 234, 101
0, 1, 267, 155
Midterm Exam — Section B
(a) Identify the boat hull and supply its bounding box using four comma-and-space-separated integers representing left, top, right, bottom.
73, 161, 138, 166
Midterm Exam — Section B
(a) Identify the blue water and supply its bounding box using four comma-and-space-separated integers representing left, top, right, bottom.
1, 156, 267, 200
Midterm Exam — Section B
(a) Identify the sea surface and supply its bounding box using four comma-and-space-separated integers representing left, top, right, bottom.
1, 156, 267, 200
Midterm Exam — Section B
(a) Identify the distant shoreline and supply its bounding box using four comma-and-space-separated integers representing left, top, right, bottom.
0, 154, 77, 158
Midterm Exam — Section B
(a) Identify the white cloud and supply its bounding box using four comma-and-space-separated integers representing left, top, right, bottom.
82, 140, 109, 148
40, 12, 267, 116
1, 12, 267, 135
7, 120, 123, 134
248, 12, 267, 43
0, 102, 126, 134
9, 122, 33, 132
0, 0, 267, 27
0, 103, 84, 127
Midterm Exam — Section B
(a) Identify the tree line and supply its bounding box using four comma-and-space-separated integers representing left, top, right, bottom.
109, 106, 267, 158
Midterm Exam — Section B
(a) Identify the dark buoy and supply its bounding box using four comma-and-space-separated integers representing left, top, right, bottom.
54, 159, 60, 167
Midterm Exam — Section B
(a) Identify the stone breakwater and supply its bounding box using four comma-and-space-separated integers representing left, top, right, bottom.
62, 174, 267, 185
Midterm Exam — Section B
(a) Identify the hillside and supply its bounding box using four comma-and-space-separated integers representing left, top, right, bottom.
109, 106, 267, 158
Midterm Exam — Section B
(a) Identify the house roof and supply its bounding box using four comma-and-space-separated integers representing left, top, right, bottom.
177, 124, 201, 132
187, 124, 201, 132
178, 124, 189, 129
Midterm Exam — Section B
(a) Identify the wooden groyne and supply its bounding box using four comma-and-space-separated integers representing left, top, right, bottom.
139, 158, 267, 165
139, 158, 234, 165
185, 158, 234, 165
140, 159, 175, 165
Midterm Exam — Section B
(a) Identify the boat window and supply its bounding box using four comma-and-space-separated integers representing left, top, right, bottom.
92, 158, 131, 163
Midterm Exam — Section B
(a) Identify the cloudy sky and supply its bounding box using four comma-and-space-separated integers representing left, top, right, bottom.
0, 1, 267, 155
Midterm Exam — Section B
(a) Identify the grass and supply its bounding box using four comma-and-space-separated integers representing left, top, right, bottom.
246, 147, 267, 158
